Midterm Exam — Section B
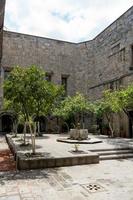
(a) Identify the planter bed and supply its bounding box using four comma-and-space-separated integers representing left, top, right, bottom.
6, 134, 99, 170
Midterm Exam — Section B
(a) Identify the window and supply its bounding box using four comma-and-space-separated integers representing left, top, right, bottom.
129, 45, 133, 70
109, 82, 114, 91
61, 76, 68, 94
107, 79, 123, 91
111, 43, 120, 54
45, 73, 52, 82
4, 70, 10, 80
119, 48, 125, 62
131, 45, 133, 66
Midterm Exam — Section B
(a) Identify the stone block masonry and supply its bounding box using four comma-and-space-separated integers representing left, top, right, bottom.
1, 31, 78, 97
1, 6, 133, 100
0, 3, 133, 136
0, 0, 6, 107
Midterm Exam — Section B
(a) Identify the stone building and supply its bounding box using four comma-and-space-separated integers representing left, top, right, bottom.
0, 0, 133, 137
0, 0, 5, 105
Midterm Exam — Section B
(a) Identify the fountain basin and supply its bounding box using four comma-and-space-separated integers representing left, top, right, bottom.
69, 129, 88, 140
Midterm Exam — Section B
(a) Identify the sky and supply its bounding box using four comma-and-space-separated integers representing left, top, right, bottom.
4, 0, 133, 43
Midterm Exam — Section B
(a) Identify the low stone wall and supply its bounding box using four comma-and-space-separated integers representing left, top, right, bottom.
6, 134, 99, 170
17, 153, 99, 170
6, 134, 17, 160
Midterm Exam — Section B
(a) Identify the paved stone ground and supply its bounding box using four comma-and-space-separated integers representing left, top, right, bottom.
1, 134, 133, 199
0, 159, 133, 200
11, 134, 133, 156
0, 136, 16, 171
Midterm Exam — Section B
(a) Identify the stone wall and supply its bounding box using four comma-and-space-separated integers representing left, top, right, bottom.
2, 31, 78, 96
86, 6, 133, 100
0, 0, 5, 61
76, 41, 95, 97
2, 6, 133, 100
0, 0, 6, 107
1, 4, 133, 136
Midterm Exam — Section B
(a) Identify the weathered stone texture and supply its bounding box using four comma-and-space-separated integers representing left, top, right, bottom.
2, 31, 78, 96
0, 0, 6, 107
76, 41, 95, 97
0, 4, 133, 136
86, 6, 133, 100
1, 6, 133, 100
0, 0, 5, 60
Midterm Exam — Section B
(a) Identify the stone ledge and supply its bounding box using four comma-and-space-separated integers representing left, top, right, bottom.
6, 134, 99, 170
57, 138, 102, 144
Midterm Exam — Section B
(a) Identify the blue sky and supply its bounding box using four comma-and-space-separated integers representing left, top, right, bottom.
4, 0, 133, 42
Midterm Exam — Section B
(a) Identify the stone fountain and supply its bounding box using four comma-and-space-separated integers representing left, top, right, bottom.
57, 123, 102, 144
69, 123, 88, 140
69, 128, 88, 140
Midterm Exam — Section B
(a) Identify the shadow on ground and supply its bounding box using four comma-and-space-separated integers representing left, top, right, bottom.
95, 134, 133, 149
0, 168, 61, 185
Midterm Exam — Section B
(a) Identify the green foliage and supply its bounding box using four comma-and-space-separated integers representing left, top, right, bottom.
53, 92, 91, 121
93, 89, 122, 118
4, 65, 63, 121
95, 85, 133, 117
92, 89, 123, 137
4, 65, 64, 152
116, 84, 133, 111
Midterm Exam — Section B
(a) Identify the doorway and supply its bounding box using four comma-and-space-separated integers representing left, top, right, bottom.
1, 115, 13, 133
128, 111, 133, 138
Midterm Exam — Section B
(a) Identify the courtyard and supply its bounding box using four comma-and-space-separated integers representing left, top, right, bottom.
0, 0, 133, 199
0, 157, 133, 199
1, 134, 133, 199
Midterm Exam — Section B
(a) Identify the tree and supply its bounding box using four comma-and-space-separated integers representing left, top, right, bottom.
4, 65, 63, 154
93, 90, 122, 137
53, 93, 92, 128
112, 85, 133, 123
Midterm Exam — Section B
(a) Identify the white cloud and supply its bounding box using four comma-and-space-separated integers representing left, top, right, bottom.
4, 0, 133, 42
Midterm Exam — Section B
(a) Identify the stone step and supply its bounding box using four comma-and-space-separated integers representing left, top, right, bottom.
90, 147, 131, 152
98, 149, 133, 156
100, 153, 133, 160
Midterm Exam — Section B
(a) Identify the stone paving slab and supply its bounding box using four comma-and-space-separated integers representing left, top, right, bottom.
0, 159, 133, 199
6, 133, 133, 170
7, 133, 133, 156
0, 136, 9, 150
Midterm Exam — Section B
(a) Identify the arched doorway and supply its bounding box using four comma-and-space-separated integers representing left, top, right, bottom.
0, 111, 17, 134
2, 115, 13, 132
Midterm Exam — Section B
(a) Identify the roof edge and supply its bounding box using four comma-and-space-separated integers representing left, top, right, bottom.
3, 30, 77, 45
3, 5, 133, 45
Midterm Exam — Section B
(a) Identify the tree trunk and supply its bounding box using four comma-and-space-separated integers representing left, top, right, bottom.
75, 113, 80, 129
105, 114, 114, 137
28, 122, 36, 155
82, 112, 85, 129
37, 121, 40, 135
23, 122, 27, 145
14, 121, 17, 137
108, 121, 114, 137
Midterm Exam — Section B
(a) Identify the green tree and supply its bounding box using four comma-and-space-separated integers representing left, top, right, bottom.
4, 65, 63, 154
53, 93, 92, 128
112, 85, 133, 123
93, 90, 122, 137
